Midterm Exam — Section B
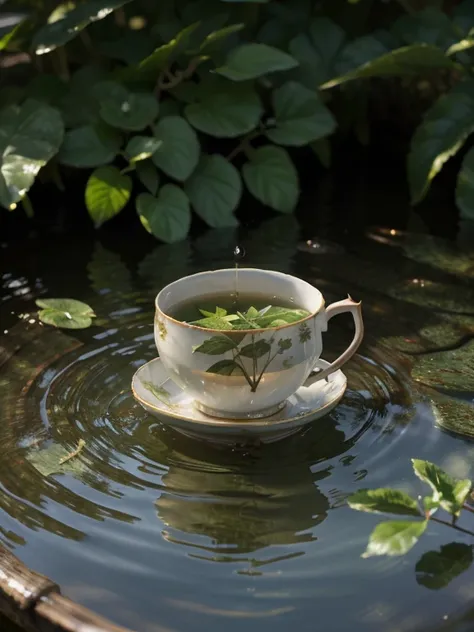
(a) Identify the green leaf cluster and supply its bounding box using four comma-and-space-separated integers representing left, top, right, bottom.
348, 459, 473, 568
189, 304, 310, 330
3, 0, 474, 233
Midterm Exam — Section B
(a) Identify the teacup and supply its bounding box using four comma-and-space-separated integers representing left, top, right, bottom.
155, 268, 363, 419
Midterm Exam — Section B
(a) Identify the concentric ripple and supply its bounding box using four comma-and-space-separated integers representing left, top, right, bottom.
1, 231, 474, 632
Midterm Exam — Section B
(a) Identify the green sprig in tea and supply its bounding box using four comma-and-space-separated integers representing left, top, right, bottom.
189, 304, 310, 330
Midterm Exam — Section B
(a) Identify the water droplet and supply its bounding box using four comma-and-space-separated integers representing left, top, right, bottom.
234, 245, 245, 260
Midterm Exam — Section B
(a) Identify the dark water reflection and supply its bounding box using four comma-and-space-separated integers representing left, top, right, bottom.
1, 219, 474, 632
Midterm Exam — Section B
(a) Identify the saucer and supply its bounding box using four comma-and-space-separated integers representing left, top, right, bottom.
132, 358, 347, 445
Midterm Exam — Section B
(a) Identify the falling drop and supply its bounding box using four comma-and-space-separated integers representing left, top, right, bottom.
232, 246, 245, 308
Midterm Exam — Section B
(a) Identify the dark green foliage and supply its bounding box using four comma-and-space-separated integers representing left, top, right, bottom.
1, 0, 474, 239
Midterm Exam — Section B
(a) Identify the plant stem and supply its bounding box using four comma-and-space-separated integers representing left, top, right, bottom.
227, 132, 261, 162
431, 516, 474, 537
253, 348, 279, 392
463, 503, 474, 515
232, 349, 255, 390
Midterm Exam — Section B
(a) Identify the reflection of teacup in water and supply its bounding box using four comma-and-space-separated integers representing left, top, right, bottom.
155, 456, 330, 568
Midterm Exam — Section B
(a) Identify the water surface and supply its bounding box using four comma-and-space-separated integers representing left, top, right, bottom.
1, 220, 474, 632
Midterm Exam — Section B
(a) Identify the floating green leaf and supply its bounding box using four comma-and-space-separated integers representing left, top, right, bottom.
348, 489, 421, 517
136, 160, 160, 195
193, 336, 238, 355
242, 146, 299, 213
362, 520, 427, 558
456, 145, 474, 220
97, 81, 158, 131
416, 543, 473, 590
152, 116, 200, 181
58, 124, 121, 168
412, 459, 471, 516
36, 298, 96, 329
185, 85, 263, 138
136, 185, 191, 243
184, 154, 241, 228
0, 100, 64, 209
323, 43, 455, 89
216, 43, 298, 81
266, 81, 336, 146
33, 0, 133, 54
206, 360, 244, 376
408, 91, 474, 204
125, 136, 162, 163
85, 166, 132, 227
253, 306, 309, 327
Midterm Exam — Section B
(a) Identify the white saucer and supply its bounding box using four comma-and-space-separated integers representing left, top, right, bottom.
132, 358, 347, 445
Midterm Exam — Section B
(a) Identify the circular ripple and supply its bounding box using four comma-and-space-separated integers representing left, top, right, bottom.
0, 306, 463, 632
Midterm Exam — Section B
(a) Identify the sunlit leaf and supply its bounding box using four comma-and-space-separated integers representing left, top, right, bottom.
412, 459, 471, 516
348, 489, 421, 516
0, 100, 64, 209
36, 298, 95, 329
362, 520, 427, 558
85, 166, 132, 227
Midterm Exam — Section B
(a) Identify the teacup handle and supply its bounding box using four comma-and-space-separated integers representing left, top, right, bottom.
305, 297, 364, 386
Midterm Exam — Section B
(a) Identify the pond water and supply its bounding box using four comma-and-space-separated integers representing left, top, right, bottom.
1, 218, 474, 632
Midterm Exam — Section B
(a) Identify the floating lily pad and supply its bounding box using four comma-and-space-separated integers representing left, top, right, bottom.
412, 340, 474, 393
36, 298, 96, 329
430, 393, 474, 439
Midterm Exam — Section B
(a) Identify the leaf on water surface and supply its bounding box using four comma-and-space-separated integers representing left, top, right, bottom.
27, 442, 89, 477
362, 520, 428, 558
348, 488, 421, 516
416, 543, 474, 590
36, 298, 96, 329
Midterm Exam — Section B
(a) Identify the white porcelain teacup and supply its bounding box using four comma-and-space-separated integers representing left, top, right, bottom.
155, 268, 363, 419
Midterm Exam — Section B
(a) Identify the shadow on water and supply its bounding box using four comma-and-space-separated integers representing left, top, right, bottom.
0, 217, 474, 631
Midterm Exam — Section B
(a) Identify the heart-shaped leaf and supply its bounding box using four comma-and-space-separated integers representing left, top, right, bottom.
36, 298, 95, 329
58, 124, 121, 168
125, 136, 162, 163
136, 160, 160, 195
85, 166, 132, 227
216, 43, 299, 81
185, 84, 263, 138
136, 185, 191, 243
97, 81, 158, 131
184, 154, 241, 227
348, 489, 421, 516
152, 116, 200, 181
266, 81, 336, 146
0, 100, 64, 209
362, 520, 427, 558
242, 145, 299, 213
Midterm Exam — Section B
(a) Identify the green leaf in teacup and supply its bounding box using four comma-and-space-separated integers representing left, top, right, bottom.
254, 306, 310, 328
239, 339, 271, 358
